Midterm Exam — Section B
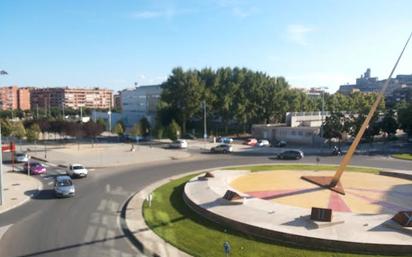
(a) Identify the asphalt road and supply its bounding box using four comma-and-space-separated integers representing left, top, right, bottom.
0, 153, 411, 257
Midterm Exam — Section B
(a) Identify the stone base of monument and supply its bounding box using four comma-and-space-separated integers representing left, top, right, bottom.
184, 169, 412, 254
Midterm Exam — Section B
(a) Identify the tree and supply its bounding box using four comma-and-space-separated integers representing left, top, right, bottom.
0, 119, 12, 137
165, 120, 181, 141
96, 118, 107, 131
380, 109, 398, 137
322, 112, 349, 147
398, 102, 412, 136
139, 117, 151, 136
161, 67, 204, 134
83, 121, 104, 138
129, 123, 143, 137
113, 122, 124, 136
12, 121, 26, 140
26, 124, 41, 142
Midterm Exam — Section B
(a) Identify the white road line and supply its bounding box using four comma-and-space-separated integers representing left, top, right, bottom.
90, 212, 101, 224
104, 229, 115, 247
97, 200, 108, 211
83, 225, 97, 242
0, 224, 12, 241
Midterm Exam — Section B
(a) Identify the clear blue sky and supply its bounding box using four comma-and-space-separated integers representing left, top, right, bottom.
1, 0, 412, 92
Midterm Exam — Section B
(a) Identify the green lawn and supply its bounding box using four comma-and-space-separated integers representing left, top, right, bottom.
392, 153, 412, 161
142, 164, 403, 257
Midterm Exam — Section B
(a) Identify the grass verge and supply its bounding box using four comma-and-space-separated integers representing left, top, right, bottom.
392, 153, 412, 161
142, 164, 400, 257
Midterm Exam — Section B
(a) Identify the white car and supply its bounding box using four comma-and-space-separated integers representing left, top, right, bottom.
169, 139, 188, 149
257, 139, 270, 147
67, 164, 88, 178
15, 152, 29, 163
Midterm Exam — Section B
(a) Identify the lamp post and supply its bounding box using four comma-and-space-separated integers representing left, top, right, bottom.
0, 70, 8, 205
203, 100, 207, 140
319, 87, 328, 155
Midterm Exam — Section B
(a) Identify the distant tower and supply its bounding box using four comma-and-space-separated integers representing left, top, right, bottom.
364, 68, 371, 79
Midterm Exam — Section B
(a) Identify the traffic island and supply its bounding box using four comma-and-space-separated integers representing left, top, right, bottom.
124, 164, 412, 257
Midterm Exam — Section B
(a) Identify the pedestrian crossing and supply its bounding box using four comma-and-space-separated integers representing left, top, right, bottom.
0, 224, 12, 241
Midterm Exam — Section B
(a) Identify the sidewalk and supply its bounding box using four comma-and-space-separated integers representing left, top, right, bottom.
0, 166, 42, 214
21, 143, 192, 168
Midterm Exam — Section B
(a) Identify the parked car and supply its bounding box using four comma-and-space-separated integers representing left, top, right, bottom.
210, 144, 233, 153
276, 150, 304, 160
15, 152, 29, 163
182, 133, 197, 139
54, 175, 75, 198
257, 139, 270, 147
331, 146, 342, 156
23, 162, 47, 175
244, 138, 257, 146
274, 140, 287, 147
67, 164, 88, 178
217, 137, 233, 144
169, 139, 188, 149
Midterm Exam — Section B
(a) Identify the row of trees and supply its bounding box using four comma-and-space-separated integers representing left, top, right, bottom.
0, 119, 106, 142
158, 67, 388, 136
323, 101, 412, 145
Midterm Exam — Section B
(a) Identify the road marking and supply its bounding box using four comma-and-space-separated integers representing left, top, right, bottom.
97, 199, 108, 211
83, 225, 97, 242
0, 224, 12, 241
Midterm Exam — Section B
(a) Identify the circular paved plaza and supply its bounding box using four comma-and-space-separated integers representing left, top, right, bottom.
184, 168, 412, 254
230, 170, 412, 215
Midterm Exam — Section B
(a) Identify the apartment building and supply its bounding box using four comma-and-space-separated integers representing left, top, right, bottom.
120, 85, 161, 127
0, 86, 31, 111
30, 87, 113, 110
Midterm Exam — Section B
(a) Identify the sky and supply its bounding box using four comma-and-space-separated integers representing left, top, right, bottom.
1, 0, 412, 93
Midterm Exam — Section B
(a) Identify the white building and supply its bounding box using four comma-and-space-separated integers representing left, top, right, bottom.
120, 85, 162, 128
252, 112, 331, 145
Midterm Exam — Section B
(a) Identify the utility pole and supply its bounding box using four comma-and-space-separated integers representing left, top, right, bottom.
0, 122, 3, 205
319, 87, 328, 155
0, 69, 7, 206
80, 106, 83, 122
62, 103, 65, 119
203, 100, 207, 140
36, 104, 39, 119
44, 98, 47, 118
108, 96, 112, 132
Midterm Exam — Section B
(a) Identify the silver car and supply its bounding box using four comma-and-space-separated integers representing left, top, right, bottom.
15, 152, 29, 163
54, 176, 75, 198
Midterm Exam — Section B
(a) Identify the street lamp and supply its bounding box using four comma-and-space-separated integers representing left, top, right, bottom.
319, 87, 328, 155
202, 100, 207, 140
0, 70, 8, 205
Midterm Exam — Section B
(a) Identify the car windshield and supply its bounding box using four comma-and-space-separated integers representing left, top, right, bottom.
57, 180, 72, 187
73, 166, 84, 170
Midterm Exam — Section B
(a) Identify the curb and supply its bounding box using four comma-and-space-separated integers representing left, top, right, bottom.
121, 168, 212, 257
0, 178, 43, 215
121, 163, 412, 257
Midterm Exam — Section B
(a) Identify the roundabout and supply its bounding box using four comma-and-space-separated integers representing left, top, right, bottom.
140, 164, 412, 257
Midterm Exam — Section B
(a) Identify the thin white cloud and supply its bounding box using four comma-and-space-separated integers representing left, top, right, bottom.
214, 0, 258, 17
286, 24, 314, 46
131, 9, 176, 19
232, 6, 258, 18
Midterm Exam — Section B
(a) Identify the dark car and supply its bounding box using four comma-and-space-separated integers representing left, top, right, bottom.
210, 144, 233, 153
277, 150, 304, 160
